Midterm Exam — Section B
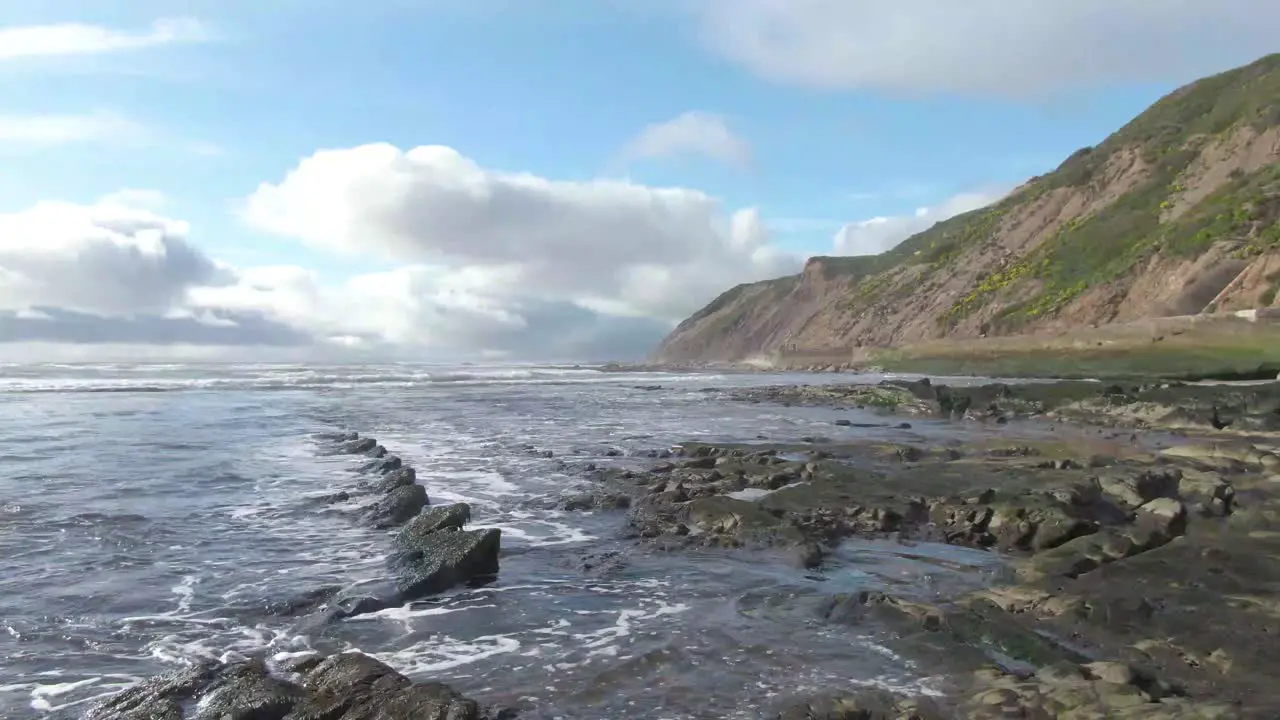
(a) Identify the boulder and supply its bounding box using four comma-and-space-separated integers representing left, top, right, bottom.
366, 484, 428, 528
85, 652, 480, 720
315, 431, 358, 442
361, 454, 403, 474
339, 437, 378, 454
322, 518, 501, 623
1134, 497, 1188, 543
396, 504, 472, 543
375, 467, 418, 493
390, 527, 501, 600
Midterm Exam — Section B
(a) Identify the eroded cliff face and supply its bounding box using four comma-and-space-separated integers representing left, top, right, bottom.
654, 55, 1280, 364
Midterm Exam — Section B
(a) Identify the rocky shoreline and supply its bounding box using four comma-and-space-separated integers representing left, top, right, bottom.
86, 431, 506, 720
575, 378, 1280, 717
86, 378, 1280, 718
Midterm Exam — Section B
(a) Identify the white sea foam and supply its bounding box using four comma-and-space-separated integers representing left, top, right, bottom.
0, 363, 727, 394
370, 634, 524, 675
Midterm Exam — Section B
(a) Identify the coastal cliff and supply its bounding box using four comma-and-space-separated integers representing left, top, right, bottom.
655, 54, 1280, 366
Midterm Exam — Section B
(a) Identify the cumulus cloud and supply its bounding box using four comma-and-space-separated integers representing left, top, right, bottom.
0, 197, 221, 315
694, 0, 1280, 96
0, 17, 208, 61
833, 189, 1007, 256
1, 168, 779, 359
619, 111, 751, 167
241, 142, 797, 323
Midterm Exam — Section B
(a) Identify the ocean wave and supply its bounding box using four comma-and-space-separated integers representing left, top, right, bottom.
0, 367, 725, 394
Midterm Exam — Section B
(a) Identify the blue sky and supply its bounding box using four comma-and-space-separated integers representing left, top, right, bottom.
1, 0, 1277, 359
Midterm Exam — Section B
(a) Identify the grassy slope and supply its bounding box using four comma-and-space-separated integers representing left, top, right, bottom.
667, 54, 1280, 377
866, 316, 1280, 380
933, 53, 1280, 331
823, 54, 1280, 378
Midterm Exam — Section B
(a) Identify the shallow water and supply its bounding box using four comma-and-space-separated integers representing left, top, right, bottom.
0, 363, 1010, 718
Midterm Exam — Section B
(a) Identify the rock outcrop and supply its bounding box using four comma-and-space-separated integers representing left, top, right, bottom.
85, 651, 483, 720
312, 432, 503, 620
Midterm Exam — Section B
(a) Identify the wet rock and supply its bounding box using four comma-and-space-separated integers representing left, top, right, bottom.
361, 454, 403, 474
1134, 497, 1187, 541
397, 503, 472, 541
323, 526, 501, 624
317, 490, 350, 504
375, 466, 418, 493
315, 431, 358, 442
561, 491, 631, 511
263, 585, 342, 617
793, 542, 824, 569
389, 527, 501, 601
778, 689, 946, 720
681, 456, 718, 469
1177, 468, 1235, 516
896, 445, 923, 462
566, 549, 628, 574
85, 653, 480, 720
339, 437, 377, 454
365, 483, 428, 528
1096, 467, 1181, 509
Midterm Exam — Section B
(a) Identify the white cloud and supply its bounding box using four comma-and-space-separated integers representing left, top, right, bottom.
620, 111, 751, 166
0, 172, 794, 359
241, 142, 796, 323
694, 0, 1280, 96
833, 188, 1007, 256
0, 17, 208, 61
0, 111, 146, 145
0, 197, 218, 315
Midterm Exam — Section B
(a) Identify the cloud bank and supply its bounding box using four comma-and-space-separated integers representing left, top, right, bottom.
695, 0, 1280, 96
0, 145, 801, 360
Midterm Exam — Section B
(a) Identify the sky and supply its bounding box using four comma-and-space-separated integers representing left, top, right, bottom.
1, 0, 1278, 362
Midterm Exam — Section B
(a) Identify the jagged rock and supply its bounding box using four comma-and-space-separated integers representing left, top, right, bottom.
315, 431, 358, 442
85, 652, 479, 720
1135, 497, 1188, 542
1096, 468, 1181, 509
560, 491, 631, 511
375, 466, 418, 493
339, 437, 377, 454
390, 527, 502, 600
366, 483, 428, 528
321, 515, 500, 623
396, 503, 472, 542
362, 454, 403, 474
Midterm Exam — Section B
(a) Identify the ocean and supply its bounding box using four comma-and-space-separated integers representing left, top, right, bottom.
0, 362, 1002, 718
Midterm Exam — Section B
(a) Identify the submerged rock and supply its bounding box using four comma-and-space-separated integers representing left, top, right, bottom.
85, 652, 480, 720
338, 437, 378, 454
